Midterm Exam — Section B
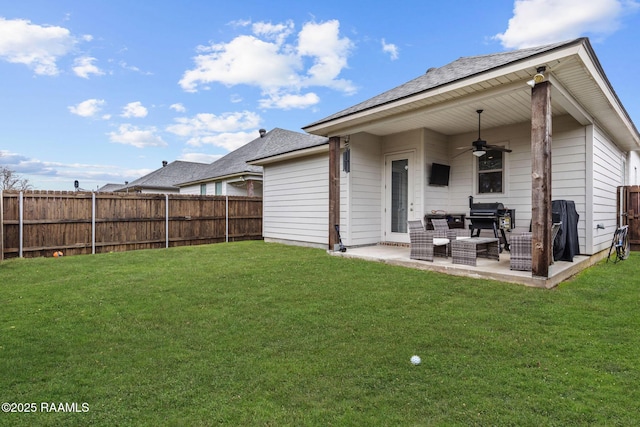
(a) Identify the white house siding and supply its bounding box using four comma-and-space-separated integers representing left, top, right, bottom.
591, 125, 625, 253
423, 129, 450, 214
262, 153, 329, 248
343, 133, 383, 246
551, 116, 587, 253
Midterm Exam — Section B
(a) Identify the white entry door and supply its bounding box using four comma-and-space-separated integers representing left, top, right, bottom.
385, 152, 414, 243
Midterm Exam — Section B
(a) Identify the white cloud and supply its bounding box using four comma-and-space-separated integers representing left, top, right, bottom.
297, 20, 355, 92
495, 0, 640, 49
0, 17, 81, 75
381, 39, 399, 60
68, 99, 106, 117
170, 103, 186, 113
73, 56, 104, 78
179, 19, 355, 107
108, 124, 167, 148
0, 149, 132, 188
252, 20, 295, 45
180, 35, 299, 91
259, 91, 320, 109
196, 131, 258, 151
121, 101, 148, 118
166, 111, 261, 150
119, 60, 152, 75
179, 152, 223, 164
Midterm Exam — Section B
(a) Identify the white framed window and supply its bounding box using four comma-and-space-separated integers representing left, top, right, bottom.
475, 144, 509, 195
215, 181, 223, 195
200, 183, 207, 195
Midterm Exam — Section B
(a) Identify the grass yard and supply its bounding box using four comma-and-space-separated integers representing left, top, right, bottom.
1, 241, 639, 426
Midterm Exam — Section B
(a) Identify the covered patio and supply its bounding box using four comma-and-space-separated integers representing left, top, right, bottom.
329, 243, 599, 288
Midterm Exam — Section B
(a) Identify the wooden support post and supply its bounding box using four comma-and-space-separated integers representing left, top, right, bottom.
328, 136, 341, 250
531, 80, 552, 277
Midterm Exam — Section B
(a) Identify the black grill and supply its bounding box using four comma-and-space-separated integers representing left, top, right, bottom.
468, 197, 514, 251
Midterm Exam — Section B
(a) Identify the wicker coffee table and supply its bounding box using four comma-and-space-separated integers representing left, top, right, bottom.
451, 237, 500, 266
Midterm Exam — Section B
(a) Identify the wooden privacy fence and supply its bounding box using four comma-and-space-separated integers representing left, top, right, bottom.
0, 191, 262, 259
618, 185, 640, 251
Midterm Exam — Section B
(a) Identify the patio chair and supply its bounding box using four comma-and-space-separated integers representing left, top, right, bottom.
431, 218, 471, 251
509, 222, 562, 271
408, 220, 449, 261
509, 232, 532, 271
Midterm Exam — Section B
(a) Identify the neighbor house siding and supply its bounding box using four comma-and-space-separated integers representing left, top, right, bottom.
345, 133, 382, 246
225, 183, 246, 196
262, 154, 328, 248
591, 124, 624, 253
181, 184, 207, 195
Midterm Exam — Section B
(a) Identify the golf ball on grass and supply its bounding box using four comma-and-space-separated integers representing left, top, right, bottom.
410, 355, 421, 365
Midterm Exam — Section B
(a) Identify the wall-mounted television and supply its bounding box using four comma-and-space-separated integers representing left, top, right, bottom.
429, 163, 450, 186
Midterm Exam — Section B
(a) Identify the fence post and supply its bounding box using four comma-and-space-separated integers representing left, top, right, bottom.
92, 192, 96, 254
225, 196, 229, 243
19, 191, 24, 258
165, 194, 169, 248
0, 190, 4, 261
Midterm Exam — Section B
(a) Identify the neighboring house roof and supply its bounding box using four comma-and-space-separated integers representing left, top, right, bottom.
118, 160, 210, 192
303, 37, 640, 152
179, 128, 328, 185
97, 183, 125, 192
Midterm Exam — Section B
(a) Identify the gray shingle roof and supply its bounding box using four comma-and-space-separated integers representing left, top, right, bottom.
97, 183, 125, 192
304, 38, 584, 129
179, 128, 328, 183
121, 160, 210, 191
248, 128, 328, 162
179, 132, 266, 185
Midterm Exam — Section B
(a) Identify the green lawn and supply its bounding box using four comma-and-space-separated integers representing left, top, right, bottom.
1, 241, 639, 426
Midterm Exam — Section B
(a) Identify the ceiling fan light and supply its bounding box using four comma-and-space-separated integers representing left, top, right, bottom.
472, 150, 486, 157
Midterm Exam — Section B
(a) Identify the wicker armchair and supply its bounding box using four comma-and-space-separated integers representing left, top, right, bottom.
408, 220, 449, 261
509, 233, 532, 271
510, 222, 562, 271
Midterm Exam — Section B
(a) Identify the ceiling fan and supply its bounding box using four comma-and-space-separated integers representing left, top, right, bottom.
455, 110, 512, 158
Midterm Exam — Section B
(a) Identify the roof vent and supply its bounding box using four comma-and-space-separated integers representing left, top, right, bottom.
259, 128, 267, 138
162, 160, 168, 167
426, 67, 436, 74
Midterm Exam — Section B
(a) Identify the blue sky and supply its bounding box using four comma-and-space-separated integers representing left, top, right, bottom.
1, 0, 639, 190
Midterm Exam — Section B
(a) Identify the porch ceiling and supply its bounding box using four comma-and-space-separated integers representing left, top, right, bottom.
309, 46, 639, 151
348, 84, 569, 137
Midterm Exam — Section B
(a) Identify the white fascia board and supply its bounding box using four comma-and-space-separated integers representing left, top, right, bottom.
247, 145, 329, 166
177, 172, 262, 187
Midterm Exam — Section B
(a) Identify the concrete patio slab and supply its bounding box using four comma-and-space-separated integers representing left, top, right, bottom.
328, 244, 603, 288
